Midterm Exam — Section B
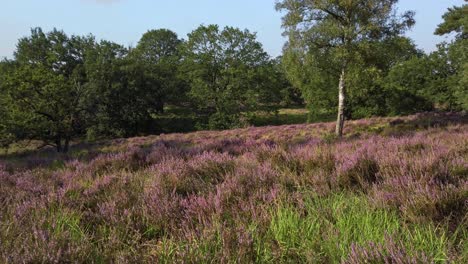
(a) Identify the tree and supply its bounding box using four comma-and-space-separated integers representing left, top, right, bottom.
2, 28, 95, 152
382, 3, 467, 114
131, 29, 186, 112
181, 25, 271, 129
83, 40, 131, 138
382, 55, 434, 114
434, 4, 467, 39
0, 60, 17, 150
434, 4, 467, 110
84, 40, 165, 138
276, 0, 415, 137
83, 30, 189, 138
346, 36, 421, 118
271, 57, 304, 108
281, 38, 338, 121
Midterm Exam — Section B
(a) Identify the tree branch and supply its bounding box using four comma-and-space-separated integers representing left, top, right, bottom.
321, 8, 346, 24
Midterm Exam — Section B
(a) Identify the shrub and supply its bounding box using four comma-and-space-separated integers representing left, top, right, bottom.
1, 112, 466, 262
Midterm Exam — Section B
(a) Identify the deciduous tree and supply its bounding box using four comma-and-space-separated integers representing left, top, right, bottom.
435, 4, 467, 110
276, 0, 415, 136
132, 29, 186, 112
3, 28, 94, 152
181, 25, 271, 129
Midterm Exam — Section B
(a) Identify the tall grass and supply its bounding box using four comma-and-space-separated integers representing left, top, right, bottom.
266, 193, 451, 263
0, 112, 467, 262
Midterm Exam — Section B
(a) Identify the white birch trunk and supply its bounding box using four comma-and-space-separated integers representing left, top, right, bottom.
335, 67, 346, 137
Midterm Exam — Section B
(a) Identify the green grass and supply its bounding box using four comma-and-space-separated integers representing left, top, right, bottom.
0, 140, 45, 155
0, 108, 314, 155
151, 107, 317, 133
258, 193, 452, 263
46, 207, 89, 242
250, 108, 311, 126
152, 192, 458, 263
269, 203, 322, 262
2, 112, 466, 263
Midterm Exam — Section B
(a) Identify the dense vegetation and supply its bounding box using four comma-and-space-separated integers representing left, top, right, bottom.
0, 25, 301, 152
1, 2, 466, 151
1, 112, 467, 262
277, 0, 467, 126
0, 1, 467, 263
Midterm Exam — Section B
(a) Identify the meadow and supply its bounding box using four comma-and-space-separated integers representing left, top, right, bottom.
0, 112, 467, 263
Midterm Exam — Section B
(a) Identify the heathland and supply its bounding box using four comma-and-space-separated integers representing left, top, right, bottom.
1, 112, 466, 263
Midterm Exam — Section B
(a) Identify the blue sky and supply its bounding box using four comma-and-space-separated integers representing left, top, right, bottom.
0, 0, 464, 59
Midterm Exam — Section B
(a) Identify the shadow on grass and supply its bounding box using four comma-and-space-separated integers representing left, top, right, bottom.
1, 111, 466, 172
0, 140, 115, 173
251, 108, 335, 126
380, 112, 468, 137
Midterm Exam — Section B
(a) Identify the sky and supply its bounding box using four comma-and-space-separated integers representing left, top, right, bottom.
0, 0, 465, 59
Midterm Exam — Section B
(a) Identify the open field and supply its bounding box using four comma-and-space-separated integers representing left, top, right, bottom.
1, 112, 467, 263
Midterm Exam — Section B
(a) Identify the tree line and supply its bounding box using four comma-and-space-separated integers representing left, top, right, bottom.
0, 25, 300, 152
277, 0, 467, 136
0, 1, 466, 152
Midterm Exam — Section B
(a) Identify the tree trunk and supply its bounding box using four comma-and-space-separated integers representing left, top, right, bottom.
56, 139, 62, 153
63, 138, 70, 153
55, 137, 70, 153
335, 67, 346, 137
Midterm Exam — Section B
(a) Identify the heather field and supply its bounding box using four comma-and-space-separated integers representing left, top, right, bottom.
0, 112, 467, 263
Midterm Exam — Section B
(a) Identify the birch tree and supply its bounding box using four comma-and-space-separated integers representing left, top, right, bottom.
276, 0, 414, 136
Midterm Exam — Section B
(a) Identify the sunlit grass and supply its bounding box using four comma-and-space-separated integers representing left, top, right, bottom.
1, 112, 466, 262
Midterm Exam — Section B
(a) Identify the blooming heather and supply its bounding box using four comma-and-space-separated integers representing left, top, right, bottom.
0, 112, 467, 262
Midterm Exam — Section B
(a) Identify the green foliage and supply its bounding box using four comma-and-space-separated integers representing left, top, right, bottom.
181, 25, 279, 129
1, 1, 466, 151
384, 46, 462, 112
132, 29, 187, 109
206, 112, 243, 130
277, 0, 416, 128
268, 57, 304, 108
281, 37, 338, 119
83, 40, 131, 138
84, 32, 187, 138
0, 60, 17, 149
383, 55, 435, 114
434, 4, 467, 38
2, 28, 95, 152
383, 2, 468, 112
346, 37, 425, 118
435, 4, 468, 110
250, 108, 310, 127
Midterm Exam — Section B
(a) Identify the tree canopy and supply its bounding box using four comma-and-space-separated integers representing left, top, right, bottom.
0, 2, 466, 152
276, 0, 415, 136
434, 4, 468, 110
2, 28, 94, 152
181, 25, 277, 129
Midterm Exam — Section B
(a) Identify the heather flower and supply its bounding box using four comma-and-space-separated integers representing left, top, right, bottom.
1, 112, 466, 263
345, 236, 430, 264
